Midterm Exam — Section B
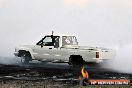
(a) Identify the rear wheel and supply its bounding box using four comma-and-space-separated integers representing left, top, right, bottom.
69, 55, 84, 66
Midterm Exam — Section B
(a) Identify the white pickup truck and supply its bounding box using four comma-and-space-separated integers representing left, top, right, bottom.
14, 34, 115, 65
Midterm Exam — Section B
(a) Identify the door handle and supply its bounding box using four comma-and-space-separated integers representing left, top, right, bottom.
49, 48, 52, 49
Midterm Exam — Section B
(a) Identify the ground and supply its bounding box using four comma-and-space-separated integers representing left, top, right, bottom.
0, 80, 131, 88
0, 62, 132, 88
0, 80, 79, 88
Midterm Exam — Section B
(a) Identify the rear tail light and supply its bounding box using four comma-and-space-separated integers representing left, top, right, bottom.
96, 52, 99, 58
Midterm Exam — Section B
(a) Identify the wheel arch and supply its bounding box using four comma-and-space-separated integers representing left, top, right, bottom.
18, 50, 34, 59
69, 55, 84, 65
69, 55, 84, 61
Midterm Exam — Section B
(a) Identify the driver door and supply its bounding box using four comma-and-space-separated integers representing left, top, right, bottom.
34, 36, 54, 61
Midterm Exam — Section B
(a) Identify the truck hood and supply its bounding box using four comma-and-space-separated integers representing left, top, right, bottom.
15, 45, 35, 52
19, 45, 35, 48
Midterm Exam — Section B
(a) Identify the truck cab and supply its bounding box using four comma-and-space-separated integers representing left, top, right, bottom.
36, 35, 78, 49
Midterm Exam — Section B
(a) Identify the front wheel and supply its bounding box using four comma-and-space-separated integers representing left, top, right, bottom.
20, 52, 32, 64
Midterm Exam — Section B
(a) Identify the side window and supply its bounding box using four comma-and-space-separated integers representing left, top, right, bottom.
36, 36, 60, 47
43, 37, 52, 43
62, 36, 72, 46
62, 36, 78, 46
43, 36, 53, 46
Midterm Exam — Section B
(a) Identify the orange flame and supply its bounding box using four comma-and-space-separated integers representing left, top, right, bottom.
81, 67, 89, 78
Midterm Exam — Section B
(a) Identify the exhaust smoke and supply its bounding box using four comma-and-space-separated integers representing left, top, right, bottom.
0, 57, 21, 65
103, 43, 132, 73
0, 0, 8, 8
63, 0, 89, 7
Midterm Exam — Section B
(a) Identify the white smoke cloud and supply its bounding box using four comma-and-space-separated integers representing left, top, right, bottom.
0, 57, 20, 65
0, 0, 8, 8
103, 43, 132, 73
63, 0, 89, 8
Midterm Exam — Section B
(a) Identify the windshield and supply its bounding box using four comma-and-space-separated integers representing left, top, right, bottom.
62, 36, 78, 46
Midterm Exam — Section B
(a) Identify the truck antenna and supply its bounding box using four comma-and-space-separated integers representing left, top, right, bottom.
52, 31, 54, 36
51, 31, 54, 46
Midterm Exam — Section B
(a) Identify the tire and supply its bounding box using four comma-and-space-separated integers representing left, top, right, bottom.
69, 57, 76, 66
20, 52, 31, 64
69, 55, 84, 66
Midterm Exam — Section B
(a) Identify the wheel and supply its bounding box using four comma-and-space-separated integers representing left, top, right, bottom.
20, 52, 31, 64
69, 56, 76, 66
69, 55, 84, 66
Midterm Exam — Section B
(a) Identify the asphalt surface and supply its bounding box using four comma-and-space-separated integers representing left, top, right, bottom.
0, 57, 132, 88
0, 61, 132, 80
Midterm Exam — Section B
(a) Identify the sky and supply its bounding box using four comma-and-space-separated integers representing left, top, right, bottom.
0, 0, 132, 56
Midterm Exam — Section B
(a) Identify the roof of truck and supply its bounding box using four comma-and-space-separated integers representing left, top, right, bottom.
45, 34, 76, 37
